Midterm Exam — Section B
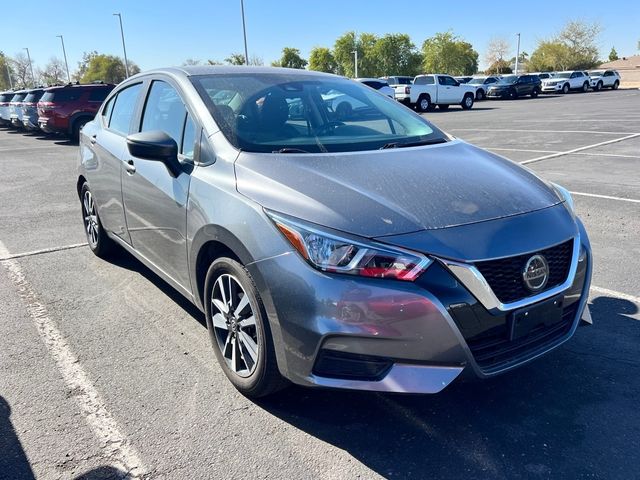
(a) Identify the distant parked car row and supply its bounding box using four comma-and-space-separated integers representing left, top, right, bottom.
377, 69, 621, 111
0, 82, 114, 140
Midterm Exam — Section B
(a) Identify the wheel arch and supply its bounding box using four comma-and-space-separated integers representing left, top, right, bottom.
68, 112, 95, 135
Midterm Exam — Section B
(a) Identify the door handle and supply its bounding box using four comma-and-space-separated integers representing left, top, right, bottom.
90, 135, 97, 145
125, 159, 136, 174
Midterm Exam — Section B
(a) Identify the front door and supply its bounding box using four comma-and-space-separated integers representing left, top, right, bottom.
121, 79, 198, 291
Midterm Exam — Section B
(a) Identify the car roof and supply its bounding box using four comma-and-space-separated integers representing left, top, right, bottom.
136, 65, 337, 79
355, 77, 387, 82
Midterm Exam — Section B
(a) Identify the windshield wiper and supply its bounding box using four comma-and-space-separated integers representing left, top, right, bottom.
379, 138, 447, 149
273, 147, 310, 154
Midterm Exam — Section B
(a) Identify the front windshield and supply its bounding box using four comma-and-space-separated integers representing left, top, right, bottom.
191, 73, 446, 153
499, 76, 518, 84
468, 78, 485, 85
555, 72, 571, 79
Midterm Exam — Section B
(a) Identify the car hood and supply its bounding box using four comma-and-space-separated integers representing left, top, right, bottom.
234, 140, 561, 238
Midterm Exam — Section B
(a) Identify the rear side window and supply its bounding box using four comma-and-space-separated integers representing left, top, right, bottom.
362, 81, 386, 90
414, 76, 434, 85
140, 80, 187, 147
88, 88, 111, 102
23, 92, 44, 103
0, 94, 13, 102
109, 83, 143, 135
40, 89, 82, 102
11, 94, 26, 102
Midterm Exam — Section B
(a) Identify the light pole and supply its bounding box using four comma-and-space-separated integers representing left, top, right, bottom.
352, 50, 358, 78
56, 35, 71, 83
515, 33, 521, 74
240, 0, 249, 65
24, 48, 35, 87
113, 13, 130, 77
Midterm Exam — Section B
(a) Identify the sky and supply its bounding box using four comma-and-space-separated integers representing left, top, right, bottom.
1, 0, 639, 73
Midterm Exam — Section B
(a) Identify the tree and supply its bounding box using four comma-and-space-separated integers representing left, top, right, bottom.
528, 41, 573, 72
608, 47, 619, 61
486, 59, 513, 75
369, 34, 422, 77
308, 47, 338, 73
0, 52, 13, 90
81, 54, 139, 84
422, 31, 479, 75
11, 52, 35, 88
528, 20, 601, 71
73, 51, 98, 82
225, 53, 247, 65
182, 58, 202, 66
485, 37, 511, 69
272, 48, 307, 69
333, 31, 360, 77
41, 57, 68, 85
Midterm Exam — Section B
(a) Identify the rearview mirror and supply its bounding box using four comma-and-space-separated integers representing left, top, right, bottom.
126, 130, 181, 177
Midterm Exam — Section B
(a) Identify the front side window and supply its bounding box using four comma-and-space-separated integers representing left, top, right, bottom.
438, 76, 457, 86
109, 83, 143, 135
140, 80, 187, 146
192, 73, 446, 153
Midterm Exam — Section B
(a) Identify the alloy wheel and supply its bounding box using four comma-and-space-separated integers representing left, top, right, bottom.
211, 274, 260, 378
82, 190, 99, 248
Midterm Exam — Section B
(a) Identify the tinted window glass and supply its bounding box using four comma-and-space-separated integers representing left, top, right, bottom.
88, 88, 111, 102
181, 114, 196, 160
23, 91, 44, 103
0, 94, 12, 102
109, 83, 142, 134
192, 73, 445, 153
439, 76, 457, 86
414, 76, 434, 85
11, 94, 26, 102
40, 89, 82, 102
140, 80, 187, 146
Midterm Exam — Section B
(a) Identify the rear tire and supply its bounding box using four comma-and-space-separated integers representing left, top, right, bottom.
562, 83, 570, 94
461, 93, 474, 110
80, 182, 114, 258
416, 94, 432, 112
71, 117, 90, 142
204, 257, 287, 398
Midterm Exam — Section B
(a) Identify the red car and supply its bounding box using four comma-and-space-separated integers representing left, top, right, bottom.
37, 82, 114, 140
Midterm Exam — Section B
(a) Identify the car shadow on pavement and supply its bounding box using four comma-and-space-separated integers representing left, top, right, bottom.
257, 296, 640, 479
0, 396, 35, 479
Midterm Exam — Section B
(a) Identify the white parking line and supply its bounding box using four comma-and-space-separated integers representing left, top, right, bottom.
591, 285, 640, 305
570, 191, 640, 204
488, 147, 559, 154
573, 152, 640, 159
451, 128, 639, 135
0, 240, 146, 478
0, 145, 68, 153
521, 133, 640, 165
0, 242, 88, 261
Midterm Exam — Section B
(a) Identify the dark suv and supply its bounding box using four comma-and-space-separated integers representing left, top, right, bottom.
37, 82, 114, 139
486, 74, 542, 99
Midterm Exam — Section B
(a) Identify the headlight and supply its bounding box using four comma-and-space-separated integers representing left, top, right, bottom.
551, 182, 575, 216
267, 212, 432, 281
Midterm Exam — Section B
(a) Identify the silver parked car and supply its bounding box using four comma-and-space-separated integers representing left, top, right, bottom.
78, 67, 592, 398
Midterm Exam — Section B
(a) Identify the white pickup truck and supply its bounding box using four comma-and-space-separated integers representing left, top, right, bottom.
410, 74, 477, 112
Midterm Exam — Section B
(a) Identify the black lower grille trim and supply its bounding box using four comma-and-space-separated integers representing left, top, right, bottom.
468, 301, 579, 373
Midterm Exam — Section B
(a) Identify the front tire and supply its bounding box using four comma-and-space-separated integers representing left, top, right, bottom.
531, 88, 539, 98
204, 257, 287, 398
476, 89, 485, 101
80, 183, 114, 258
461, 93, 474, 110
562, 83, 570, 94
595, 81, 603, 91
582, 82, 589, 93
612, 80, 619, 90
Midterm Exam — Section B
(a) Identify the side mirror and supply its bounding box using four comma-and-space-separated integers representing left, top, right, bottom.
126, 130, 181, 177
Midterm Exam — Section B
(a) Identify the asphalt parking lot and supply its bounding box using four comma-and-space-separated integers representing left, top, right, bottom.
1, 89, 639, 479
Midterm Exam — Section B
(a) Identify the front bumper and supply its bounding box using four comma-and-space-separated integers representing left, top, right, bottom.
248, 220, 592, 394
486, 89, 510, 98
542, 83, 563, 92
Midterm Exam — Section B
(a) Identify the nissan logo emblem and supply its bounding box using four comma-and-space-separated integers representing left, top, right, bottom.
523, 255, 549, 292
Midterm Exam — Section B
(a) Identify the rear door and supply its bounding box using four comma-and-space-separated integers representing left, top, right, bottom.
121, 78, 197, 290
89, 82, 144, 244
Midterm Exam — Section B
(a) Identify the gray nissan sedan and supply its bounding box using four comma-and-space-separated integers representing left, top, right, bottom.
77, 66, 592, 398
